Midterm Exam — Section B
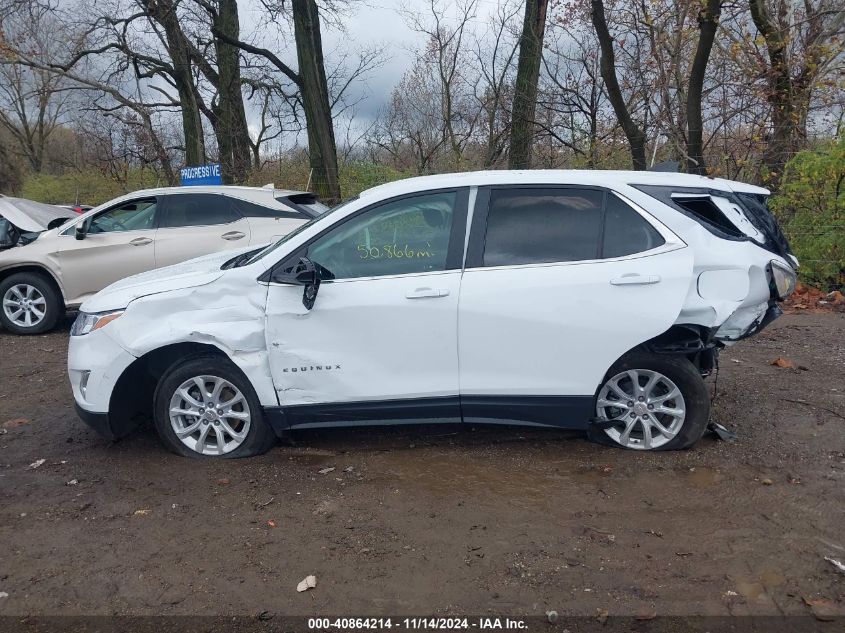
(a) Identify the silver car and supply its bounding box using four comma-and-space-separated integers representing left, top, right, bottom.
0, 186, 324, 334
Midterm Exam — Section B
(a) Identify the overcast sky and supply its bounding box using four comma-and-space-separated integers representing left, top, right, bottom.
238, 0, 506, 134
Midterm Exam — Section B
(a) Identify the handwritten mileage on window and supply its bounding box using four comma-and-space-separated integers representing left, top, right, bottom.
357, 243, 435, 259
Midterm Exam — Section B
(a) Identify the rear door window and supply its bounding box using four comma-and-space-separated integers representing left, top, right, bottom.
160, 194, 241, 228
482, 188, 604, 266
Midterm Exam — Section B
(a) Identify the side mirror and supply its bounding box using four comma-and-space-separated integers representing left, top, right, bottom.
74, 220, 88, 241
274, 256, 321, 310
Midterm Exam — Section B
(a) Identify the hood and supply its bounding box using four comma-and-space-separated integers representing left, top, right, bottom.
81, 246, 256, 313
0, 196, 76, 232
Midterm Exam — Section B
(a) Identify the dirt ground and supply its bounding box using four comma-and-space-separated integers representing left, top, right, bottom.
0, 313, 843, 620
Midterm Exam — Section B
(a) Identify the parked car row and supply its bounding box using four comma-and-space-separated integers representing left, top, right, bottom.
0, 186, 325, 334
56, 170, 797, 457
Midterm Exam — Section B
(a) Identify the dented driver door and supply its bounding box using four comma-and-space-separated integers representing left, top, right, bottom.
263, 189, 469, 427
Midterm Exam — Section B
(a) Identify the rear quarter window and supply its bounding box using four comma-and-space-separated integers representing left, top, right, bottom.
603, 194, 665, 257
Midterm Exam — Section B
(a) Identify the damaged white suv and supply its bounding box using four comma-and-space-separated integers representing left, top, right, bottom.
68, 171, 797, 456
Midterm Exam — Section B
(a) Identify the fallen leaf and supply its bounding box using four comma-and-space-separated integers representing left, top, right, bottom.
2, 418, 29, 429
803, 597, 837, 622
318, 467, 335, 475
297, 574, 317, 592
66, 479, 78, 486
267, 519, 277, 528
761, 478, 773, 485
28, 459, 45, 469
0, 592, 8, 599
771, 357, 794, 369
595, 608, 608, 624
217, 478, 230, 485
133, 509, 150, 516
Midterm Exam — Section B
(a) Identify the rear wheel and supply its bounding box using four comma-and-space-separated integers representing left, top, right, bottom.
153, 356, 276, 458
589, 352, 710, 451
0, 272, 63, 335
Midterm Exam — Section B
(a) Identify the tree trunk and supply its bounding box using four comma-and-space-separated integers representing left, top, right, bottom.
292, 0, 340, 203
213, 0, 252, 183
143, 0, 205, 167
749, 0, 797, 186
508, 0, 548, 169
686, 0, 721, 175
590, 0, 647, 170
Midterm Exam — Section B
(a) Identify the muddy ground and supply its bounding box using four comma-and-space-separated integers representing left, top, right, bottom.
0, 313, 843, 619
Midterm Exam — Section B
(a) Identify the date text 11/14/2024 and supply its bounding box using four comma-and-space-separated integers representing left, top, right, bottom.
307, 617, 528, 630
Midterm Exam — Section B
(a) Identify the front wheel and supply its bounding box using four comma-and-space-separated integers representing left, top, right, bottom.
0, 272, 63, 334
153, 356, 276, 458
589, 352, 710, 451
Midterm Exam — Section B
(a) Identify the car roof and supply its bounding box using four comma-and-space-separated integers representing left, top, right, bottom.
125, 185, 307, 197
359, 170, 770, 200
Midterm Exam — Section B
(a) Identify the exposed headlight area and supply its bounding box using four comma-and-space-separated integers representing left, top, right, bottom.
71, 310, 124, 336
770, 260, 797, 300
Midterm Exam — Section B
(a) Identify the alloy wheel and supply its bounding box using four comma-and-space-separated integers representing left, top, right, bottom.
596, 369, 687, 450
2, 284, 47, 328
168, 375, 251, 455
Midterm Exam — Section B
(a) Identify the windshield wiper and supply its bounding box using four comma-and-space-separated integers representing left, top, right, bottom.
221, 247, 263, 269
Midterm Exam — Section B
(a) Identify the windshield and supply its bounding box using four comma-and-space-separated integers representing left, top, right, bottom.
237, 197, 358, 267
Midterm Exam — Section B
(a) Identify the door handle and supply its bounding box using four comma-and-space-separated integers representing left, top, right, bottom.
405, 287, 450, 299
221, 231, 246, 241
129, 237, 152, 246
610, 274, 661, 286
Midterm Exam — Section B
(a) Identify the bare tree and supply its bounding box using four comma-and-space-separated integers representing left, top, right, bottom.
213, 0, 341, 201
538, 22, 609, 166
686, 0, 721, 175
471, 0, 521, 167
0, 6, 74, 172
509, 0, 548, 168
404, 0, 480, 170
748, 0, 845, 184
590, 0, 646, 169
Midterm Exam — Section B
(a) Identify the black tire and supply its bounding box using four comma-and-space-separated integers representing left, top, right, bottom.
588, 351, 710, 451
0, 271, 63, 335
153, 355, 276, 458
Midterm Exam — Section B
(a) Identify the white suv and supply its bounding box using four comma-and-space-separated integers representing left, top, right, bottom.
0, 186, 324, 334
67, 170, 797, 456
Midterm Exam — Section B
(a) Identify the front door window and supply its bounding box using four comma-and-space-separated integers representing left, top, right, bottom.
86, 199, 158, 234
306, 191, 457, 280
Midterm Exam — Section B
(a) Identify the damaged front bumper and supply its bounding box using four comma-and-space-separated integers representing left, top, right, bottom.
68, 327, 138, 439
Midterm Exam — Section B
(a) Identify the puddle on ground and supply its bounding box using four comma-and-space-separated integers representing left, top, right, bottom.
733, 571, 786, 603
684, 467, 724, 487
361, 451, 611, 507
283, 448, 338, 465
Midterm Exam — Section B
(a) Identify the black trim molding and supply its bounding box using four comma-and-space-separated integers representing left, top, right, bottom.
460, 395, 593, 429
262, 395, 594, 434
